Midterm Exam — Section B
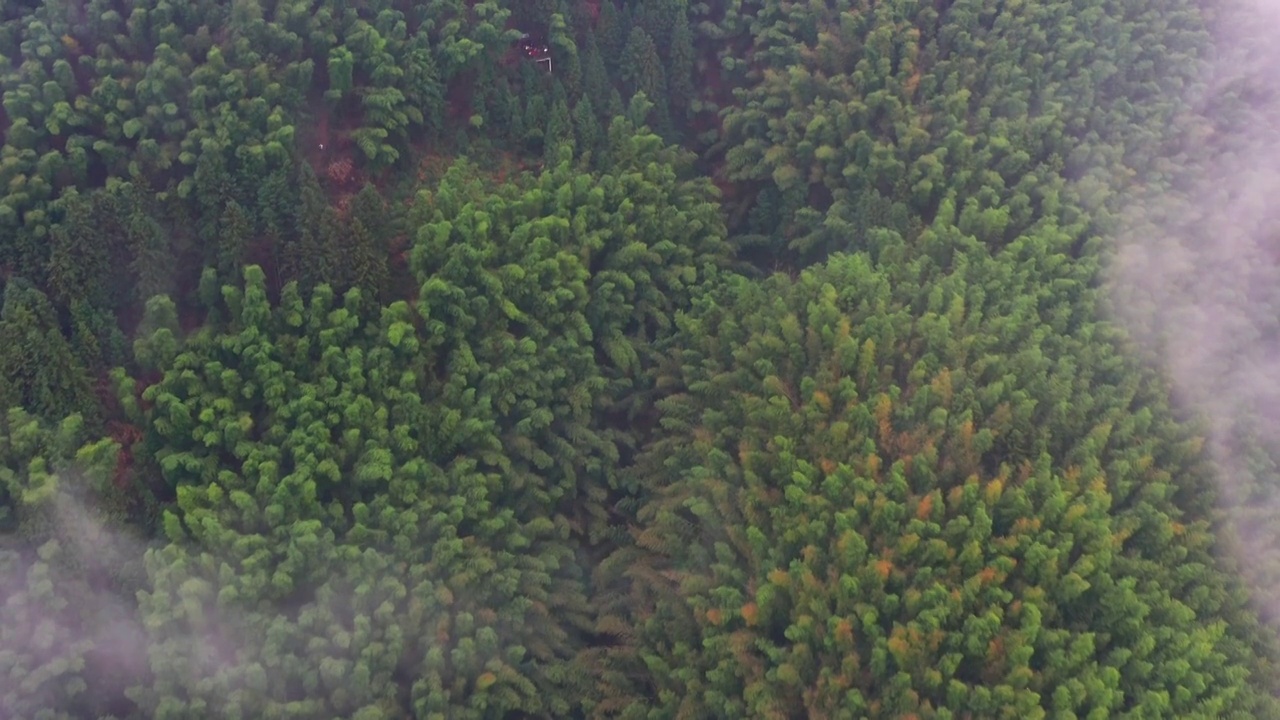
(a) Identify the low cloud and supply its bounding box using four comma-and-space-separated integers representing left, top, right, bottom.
1105, 0, 1280, 619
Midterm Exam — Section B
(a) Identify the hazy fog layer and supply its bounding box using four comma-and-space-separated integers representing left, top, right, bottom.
1106, 0, 1280, 617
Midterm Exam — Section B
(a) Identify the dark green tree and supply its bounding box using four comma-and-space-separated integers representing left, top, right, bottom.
666, 8, 696, 126
619, 27, 672, 138
545, 91, 576, 162
572, 97, 603, 162
596, 0, 626, 73
0, 281, 97, 426
216, 199, 254, 285
580, 32, 612, 119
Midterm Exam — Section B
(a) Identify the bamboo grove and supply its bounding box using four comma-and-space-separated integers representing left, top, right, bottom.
1, 0, 1278, 717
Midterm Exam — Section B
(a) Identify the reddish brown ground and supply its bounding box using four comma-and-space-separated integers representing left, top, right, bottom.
413, 151, 454, 186
488, 151, 530, 186
689, 9, 758, 222
446, 77, 473, 127
178, 304, 203, 334
105, 420, 143, 489
93, 371, 146, 490
498, 43, 526, 71
809, 182, 834, 214
243, 235, 284, 297
300, 98, 374, 210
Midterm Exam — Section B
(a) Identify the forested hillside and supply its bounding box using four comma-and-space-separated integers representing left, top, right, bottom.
1, 0, 1278, 717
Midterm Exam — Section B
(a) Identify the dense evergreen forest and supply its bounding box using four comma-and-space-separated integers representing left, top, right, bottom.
2, 0, 1280, 717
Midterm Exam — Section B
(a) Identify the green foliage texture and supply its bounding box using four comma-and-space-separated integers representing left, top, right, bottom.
0, 0, 1278, 718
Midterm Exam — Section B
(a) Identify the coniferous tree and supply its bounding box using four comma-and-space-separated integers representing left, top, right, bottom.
581, 33, 612, 119
549, 12, 583, 99
572, 97, 603, 162
604, 88, 626, 124
192, 146, 240, 254
596, 0, 626, 73
65, 300, 108, 375
0, 281, 97, 427
280, 160, 328, 288
620, 27, 672, 138
666, 9, 696, 127
523, 83, 550, 156
632, 0, 681, 58
216, 199, 254, 285
127, 201, 175, 305
403, 30, 445, 137
546, 89, 576, 162
255, 164, 294, 240
506, 87, 528, 150
349, 215, 386, 301
132, 295, 181, 374
46, 191, 112, 314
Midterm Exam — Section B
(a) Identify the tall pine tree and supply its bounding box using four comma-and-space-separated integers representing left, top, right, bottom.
620, 27, 673, 139
0, 281, 97, 426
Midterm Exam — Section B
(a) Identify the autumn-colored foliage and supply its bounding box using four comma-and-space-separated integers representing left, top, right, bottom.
1, 0, 1278, 718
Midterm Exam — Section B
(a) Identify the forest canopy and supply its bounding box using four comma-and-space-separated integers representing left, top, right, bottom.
1, 0, 1279, 718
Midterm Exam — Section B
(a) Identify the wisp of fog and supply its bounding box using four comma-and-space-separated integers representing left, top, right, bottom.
1105, 0, 1280, 623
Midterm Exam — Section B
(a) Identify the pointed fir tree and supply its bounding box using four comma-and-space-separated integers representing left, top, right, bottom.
549, 12, 583, 98
255, 164, 294, 239
667, 9, 696, 127
128, 204, 175, 306
572, 97, 603, 162
403, 30, 445, 137
348, 183, 392, 250
66, 299, 107, 374
46, 190, 111, 314
506, 88, 528, 150
315, 206, 347, 290
132, 295, 181, 374
281, 160, 329, 287
0, 280, 97, 426
196, 265, 224, 325
217, 199, 254, 285
581, 32, 612, 119
192, 145, 238, 250
546, 83, 576, 163
344, 186, 391, 304
523, 86, 550, 156
605, 87, 626, 122
596, 0, 626, 73
632, 0, 681, 57
620, 27, 673, 138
